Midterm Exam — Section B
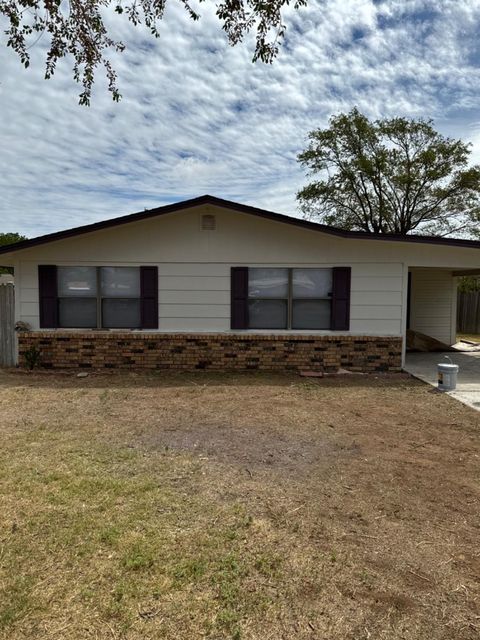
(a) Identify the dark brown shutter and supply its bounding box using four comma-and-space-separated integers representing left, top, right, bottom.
331, 267, 351, 330
231, 267, 248, 329
38, 265, 58, 328
140, 266, 158, 329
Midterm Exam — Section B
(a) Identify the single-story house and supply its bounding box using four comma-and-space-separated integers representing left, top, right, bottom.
0, 195, 479, 372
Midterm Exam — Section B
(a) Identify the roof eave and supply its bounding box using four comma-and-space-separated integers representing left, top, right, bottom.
1, 194, 479, 255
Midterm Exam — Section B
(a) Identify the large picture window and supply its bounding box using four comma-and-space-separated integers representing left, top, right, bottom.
248, 268, 333, 330
57, 266, 141, 329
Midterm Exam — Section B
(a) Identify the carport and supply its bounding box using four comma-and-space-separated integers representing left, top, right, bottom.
403, 261, 480, 364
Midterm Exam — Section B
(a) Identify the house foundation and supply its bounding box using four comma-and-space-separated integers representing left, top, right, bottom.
18, 332, 403, 373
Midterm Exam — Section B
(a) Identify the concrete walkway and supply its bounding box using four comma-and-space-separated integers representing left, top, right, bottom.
405, 351, 480, 412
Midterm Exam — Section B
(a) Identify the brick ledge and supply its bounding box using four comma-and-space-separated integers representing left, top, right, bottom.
21, 331, 401, 342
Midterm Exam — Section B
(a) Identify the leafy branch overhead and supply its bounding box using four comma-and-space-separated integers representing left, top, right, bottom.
297, 108, 480, 237
0, 232, 27, 274
0, 0, 307, 105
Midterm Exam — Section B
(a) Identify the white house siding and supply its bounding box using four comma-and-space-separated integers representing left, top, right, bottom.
15, 259, 404, 334
3, 204, 479, 337
14, 261, 39, 330
409, 268, 457, 345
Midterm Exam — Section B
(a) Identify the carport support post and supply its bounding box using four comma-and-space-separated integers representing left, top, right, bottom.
450, 275, 458, 346
401, 263, 409, 369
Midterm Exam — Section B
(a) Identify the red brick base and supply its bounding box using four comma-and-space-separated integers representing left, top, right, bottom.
18, 332, 403, 372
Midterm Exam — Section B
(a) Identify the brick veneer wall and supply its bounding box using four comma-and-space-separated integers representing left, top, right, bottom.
18, 332, 403, 372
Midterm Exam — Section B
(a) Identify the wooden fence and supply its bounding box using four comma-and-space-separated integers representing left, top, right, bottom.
0, 283, 15, 367
457, 291, 480, 335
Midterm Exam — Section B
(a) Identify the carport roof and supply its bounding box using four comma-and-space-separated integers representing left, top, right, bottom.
1, 194, 480, 255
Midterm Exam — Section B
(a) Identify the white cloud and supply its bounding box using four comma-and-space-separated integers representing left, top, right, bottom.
1, 0, 480, 237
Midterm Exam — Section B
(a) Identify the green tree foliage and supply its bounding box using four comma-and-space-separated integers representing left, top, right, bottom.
0, 232, 27, 274
297, 108, 480, 237
0, 0, 307, 105
458, 276, 480, 293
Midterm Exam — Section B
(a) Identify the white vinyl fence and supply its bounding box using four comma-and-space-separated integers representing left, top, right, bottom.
0, 283, 15, 367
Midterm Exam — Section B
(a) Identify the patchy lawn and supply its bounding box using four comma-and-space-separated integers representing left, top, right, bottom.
0, 369, 479, 640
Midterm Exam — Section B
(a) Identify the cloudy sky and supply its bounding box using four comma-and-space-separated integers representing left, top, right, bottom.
1, 0, 480, 238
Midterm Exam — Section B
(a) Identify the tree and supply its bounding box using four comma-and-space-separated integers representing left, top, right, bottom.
0, 0, 307, 105
0, 232, 27, 274
297, 108, 480, 237
458, 276, 480, 293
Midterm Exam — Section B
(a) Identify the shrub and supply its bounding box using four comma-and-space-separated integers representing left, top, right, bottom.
23, 346, 41, 370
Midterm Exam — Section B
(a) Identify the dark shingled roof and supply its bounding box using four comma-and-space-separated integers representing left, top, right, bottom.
1, 194, 480, 255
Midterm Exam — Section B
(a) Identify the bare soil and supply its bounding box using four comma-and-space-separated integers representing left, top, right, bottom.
0, 369, 479, 639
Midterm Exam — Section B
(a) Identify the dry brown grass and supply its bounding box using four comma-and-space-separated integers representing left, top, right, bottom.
0, 369, 479, 639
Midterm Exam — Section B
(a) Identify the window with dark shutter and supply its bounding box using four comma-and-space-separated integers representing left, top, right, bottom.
331, 267, 351, 330
232, 266, 351, 331
38, 265, 58, 328
140, 266, 158, 329
231, 267, 248, 329
42, 266, 158, 330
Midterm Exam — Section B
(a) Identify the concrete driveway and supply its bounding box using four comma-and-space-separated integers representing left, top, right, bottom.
405, 351, 480, 412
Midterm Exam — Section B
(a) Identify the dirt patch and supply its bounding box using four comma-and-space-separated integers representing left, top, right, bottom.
143, 421, 338, 468
136, 414, 362, 471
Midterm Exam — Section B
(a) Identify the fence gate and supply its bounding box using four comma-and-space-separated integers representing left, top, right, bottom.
0, 283, 15, 367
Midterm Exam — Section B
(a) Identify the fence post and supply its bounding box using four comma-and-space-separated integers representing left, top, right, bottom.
0, 283, 15, 367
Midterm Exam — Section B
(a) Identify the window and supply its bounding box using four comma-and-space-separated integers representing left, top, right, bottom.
248, 268, 288, 329
58, 267, 97, 328
247, 268, 332, 329
291, 268, 332, 329
101, 267, 141, 329
57, 266, 141, 329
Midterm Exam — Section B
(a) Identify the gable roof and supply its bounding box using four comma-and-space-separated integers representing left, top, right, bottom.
1, 194, 480, 256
